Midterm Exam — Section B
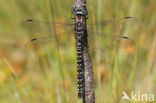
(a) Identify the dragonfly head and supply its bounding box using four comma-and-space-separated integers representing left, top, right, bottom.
73, 7, 87, 16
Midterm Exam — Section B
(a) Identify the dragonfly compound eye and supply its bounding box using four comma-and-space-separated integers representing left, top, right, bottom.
82, 10, 86, 15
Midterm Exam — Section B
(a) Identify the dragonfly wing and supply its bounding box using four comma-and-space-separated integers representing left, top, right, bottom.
24, 19, 74, 25
88, 32, 129, 41
87, 16, 134, 26
25, 36, 52, 49
22, 18, 74, 36
22, 18, 75, 45
23, 18, 75, 53
87, 25, 130, 41
100, 34, 129, 40
87, 16, 133, 41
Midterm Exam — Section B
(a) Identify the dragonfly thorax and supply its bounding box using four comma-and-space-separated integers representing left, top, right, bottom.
75, 31, 84, 35
75, 22, 85, 31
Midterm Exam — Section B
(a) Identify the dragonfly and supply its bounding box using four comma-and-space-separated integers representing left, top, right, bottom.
23, 12, 133, 98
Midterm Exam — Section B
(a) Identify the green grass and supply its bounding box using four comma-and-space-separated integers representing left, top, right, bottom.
0, 0, 156, 103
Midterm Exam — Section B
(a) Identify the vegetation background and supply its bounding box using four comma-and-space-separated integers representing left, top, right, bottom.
0, 0, 156, 103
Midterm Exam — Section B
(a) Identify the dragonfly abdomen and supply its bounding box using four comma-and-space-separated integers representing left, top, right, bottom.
76, 35, 85, 98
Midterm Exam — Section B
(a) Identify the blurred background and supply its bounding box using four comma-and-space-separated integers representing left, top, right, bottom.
0, 0, 156, 103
